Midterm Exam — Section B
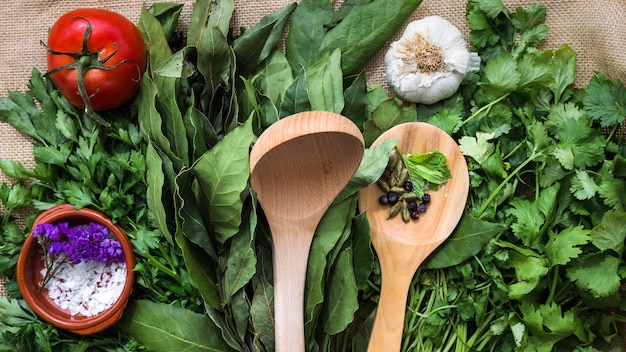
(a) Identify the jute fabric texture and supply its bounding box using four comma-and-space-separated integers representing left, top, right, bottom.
1, 1, 625, 297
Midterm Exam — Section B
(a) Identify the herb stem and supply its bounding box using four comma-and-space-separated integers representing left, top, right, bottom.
546, 267, 559, 304
460, 94, 510, 128
476, 150, 543, 216
145, 252, 181, 284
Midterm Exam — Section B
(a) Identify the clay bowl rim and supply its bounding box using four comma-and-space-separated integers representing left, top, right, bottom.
16, 204, 135, 335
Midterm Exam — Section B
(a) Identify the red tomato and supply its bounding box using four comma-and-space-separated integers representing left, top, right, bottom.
45, 9, 147, 117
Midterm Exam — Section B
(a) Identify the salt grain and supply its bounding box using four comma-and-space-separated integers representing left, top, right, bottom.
40, 258, 127, 317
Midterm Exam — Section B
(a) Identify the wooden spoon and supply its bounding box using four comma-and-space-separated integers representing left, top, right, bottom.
249, 111, 364, 352
358, 122, 469, 352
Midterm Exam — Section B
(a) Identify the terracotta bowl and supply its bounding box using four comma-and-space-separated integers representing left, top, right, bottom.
16, 204, 135, 335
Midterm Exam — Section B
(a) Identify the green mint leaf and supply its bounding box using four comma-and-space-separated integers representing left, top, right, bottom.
583, 72, 626, 127
545, 226, 591, 267
401, 149, 452, 198
590, 211, 626, 256
566, 253, 621, 298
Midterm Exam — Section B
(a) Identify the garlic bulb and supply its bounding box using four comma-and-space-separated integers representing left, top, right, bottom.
384, 16, 480, 105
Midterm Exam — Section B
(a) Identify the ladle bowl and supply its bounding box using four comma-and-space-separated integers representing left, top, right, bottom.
358, 122, 469, 352
249, 111, 364, 352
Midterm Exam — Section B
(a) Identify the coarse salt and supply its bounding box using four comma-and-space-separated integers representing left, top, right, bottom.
41, 258, 127, 317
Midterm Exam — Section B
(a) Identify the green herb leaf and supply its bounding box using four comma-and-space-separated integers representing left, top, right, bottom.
118, 299, 235, 351
590, 211, 626, 256
566, 253, 622, 298
544, 226, 591, 267
192, 118, 254, 243
319, 0, 423, 74
426, 214, 507, 269
321, 249, 358, 335
401, 150, 452, 198
583, 72, 626, 127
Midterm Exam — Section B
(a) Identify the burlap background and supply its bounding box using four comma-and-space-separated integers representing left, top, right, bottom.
1, 0, 625, 297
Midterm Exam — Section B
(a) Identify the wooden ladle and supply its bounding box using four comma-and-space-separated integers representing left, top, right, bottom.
358, 122, 469, 352
249, 111, 364, 352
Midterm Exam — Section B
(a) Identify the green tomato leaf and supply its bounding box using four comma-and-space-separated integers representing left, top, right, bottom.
118, 299, 235, 352
192, 118, 254, 243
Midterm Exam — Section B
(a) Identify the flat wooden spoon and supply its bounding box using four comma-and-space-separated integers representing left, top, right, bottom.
358, 122, 469, 352
249, 111, 364, 352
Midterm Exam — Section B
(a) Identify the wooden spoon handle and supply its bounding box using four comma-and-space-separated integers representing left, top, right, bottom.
367, 273, 412, 352
271, 227, 314, 352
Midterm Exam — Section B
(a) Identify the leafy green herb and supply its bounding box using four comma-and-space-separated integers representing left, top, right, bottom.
399, 149, 452, 199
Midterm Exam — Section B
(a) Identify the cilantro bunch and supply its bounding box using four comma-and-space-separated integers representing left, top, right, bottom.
390, 1, 626, 351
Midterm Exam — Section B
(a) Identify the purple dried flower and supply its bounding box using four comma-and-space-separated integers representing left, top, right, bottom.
36, 220, 126, 290
33, 223, 60, 241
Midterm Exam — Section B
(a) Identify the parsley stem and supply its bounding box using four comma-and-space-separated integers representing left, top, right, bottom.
460, 93, 510, 128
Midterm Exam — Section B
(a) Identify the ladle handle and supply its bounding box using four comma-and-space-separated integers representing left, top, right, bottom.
272, 228, 314, 352
367, 272, 412, 352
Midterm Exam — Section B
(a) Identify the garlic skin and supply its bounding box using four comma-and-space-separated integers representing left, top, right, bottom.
385, 16, 481, 105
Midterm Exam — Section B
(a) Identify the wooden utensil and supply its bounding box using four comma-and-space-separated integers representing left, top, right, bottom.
358, 122, 469, 352
249, 111, 364, 352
